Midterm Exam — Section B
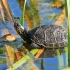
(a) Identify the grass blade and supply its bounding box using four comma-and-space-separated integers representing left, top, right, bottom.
65, 0, 70, 66
20, 0, 27, 25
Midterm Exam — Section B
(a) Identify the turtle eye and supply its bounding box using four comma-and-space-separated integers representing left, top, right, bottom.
14, 22, 20, 27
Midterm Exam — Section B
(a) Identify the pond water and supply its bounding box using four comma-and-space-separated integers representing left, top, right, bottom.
0, 0, 68, 70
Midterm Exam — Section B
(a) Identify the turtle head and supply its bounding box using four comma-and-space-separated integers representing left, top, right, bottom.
14, 22, 25, 34
14, 22, 31, 43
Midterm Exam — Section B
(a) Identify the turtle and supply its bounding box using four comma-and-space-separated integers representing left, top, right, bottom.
14, 22, 68, 57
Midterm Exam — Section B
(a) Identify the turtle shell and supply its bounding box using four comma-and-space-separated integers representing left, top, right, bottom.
29, 25, 68, 48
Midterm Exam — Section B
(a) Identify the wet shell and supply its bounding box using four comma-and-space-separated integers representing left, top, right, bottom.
29, 25, 68, 48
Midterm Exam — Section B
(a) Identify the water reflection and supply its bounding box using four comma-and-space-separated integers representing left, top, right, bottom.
0, 0, 68, 70
0, 41, 23, 63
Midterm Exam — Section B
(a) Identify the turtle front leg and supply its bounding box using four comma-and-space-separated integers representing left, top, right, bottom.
31, 43, 41, 49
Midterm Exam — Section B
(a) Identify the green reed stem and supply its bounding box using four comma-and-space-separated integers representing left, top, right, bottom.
64, 47, 68, 66
65, 0, 70, 66
20, 0, 27, 25
41, 58, 44, 70
56, 49, 64, 69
